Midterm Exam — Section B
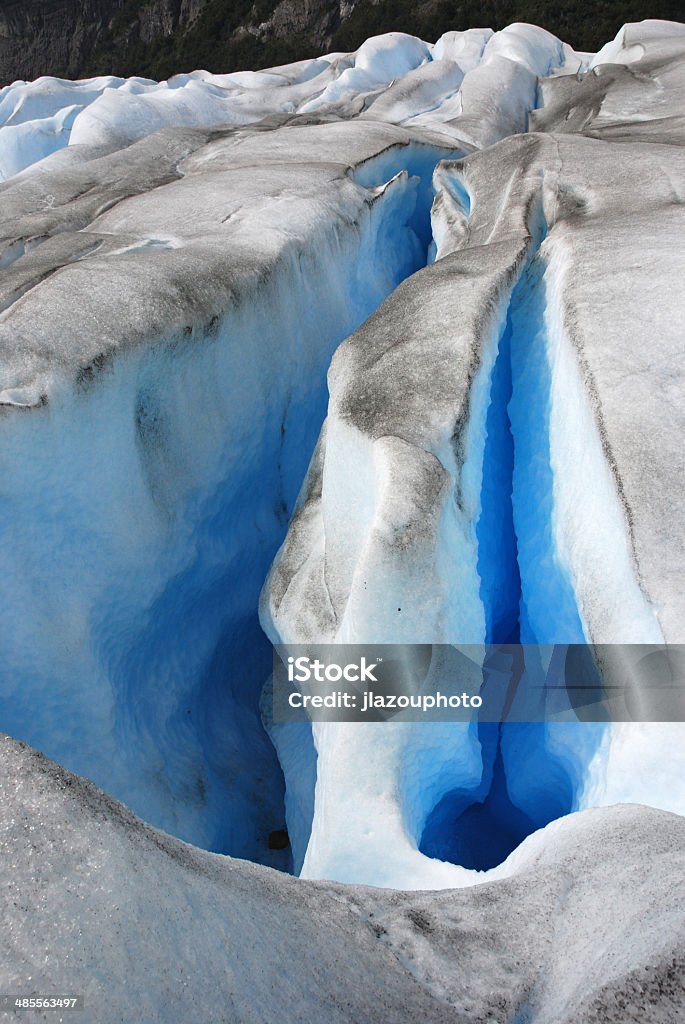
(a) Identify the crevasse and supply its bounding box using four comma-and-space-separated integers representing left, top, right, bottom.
421, 235, 604, 870
0, 143, 455, 871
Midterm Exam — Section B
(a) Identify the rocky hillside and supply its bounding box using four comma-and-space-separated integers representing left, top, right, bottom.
0, 0, 683, 85
0, 0, 351, 83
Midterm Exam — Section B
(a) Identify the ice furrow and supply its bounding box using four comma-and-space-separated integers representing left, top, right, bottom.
262, 103, 685, 884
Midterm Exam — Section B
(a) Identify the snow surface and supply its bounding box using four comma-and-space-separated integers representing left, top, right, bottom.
2, 735, 684, 1024
0, 23, 579, 182
0, 9, 684, 965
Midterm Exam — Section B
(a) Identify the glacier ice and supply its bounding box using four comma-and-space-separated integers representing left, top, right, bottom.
0, 5, 683, 939
0, 22, 578, 181
2, 734, 684, 1024
260, 132, 609, 886
1, 16, 685, 1022
261, 21, 685, 886
0, 116, 460, 862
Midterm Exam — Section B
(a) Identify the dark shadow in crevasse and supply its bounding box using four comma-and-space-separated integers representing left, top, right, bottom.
420, 722, 576, 871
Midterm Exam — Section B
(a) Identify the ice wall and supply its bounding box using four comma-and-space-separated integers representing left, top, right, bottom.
262, 22, 685, 886
261, 134, 589, 886
0, 119, 459, 864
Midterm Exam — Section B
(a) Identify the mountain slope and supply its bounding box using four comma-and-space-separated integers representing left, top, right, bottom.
0, 0, 683, 84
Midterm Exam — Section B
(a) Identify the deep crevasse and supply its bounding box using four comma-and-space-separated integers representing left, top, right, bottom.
0, 132, 457, 867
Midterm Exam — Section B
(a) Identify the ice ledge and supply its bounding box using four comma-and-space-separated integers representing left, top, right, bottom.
1, 733, 683, 1024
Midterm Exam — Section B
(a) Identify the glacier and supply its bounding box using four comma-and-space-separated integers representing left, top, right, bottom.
3, 735, 684, 1024
1, 15, 685, 1023
0, 117, 459, 862
261, 22, 685, 888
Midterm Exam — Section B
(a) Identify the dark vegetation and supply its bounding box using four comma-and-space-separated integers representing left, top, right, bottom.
332, 0, 683, 54
82, 0, 310, 80
4, 0, 684, 83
